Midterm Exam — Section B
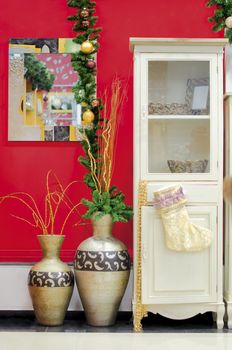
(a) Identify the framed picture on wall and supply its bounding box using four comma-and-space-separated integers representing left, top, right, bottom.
8, 38, 84, 142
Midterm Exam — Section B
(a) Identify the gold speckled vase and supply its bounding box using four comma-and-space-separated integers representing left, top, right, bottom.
28, 235, 74, 326
74, 214, 131, 326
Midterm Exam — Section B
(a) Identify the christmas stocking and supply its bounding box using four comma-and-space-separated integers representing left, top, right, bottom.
153, 185, 212, 252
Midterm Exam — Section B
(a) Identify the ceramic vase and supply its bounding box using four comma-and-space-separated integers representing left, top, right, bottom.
28, 235, 74, 326
74, 214, 131, 326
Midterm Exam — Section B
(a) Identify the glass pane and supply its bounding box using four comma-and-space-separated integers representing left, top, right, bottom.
148, 119, 210, 173
148, 61, 210, 115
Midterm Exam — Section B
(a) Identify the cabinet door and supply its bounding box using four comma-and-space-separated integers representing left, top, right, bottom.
139, 53, 219, 181
141, 205, 217, 304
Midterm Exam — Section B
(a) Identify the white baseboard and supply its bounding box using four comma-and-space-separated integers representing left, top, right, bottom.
0, 264, 133, 311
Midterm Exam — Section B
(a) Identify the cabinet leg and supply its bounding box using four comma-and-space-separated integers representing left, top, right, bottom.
133, 304, 148, 332
214, 304, 225, 329
227, 303, 232, 329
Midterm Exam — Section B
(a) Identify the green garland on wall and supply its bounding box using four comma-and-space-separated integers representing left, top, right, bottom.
67, 0, 102, 190
67, 0, 133, 222
207, 0, 232, 43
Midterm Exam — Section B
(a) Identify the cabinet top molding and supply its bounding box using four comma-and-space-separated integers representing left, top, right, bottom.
129, 38, 228, 52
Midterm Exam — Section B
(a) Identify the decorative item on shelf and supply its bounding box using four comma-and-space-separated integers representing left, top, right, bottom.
206, 0, 232, 43
167, 159, 208, 173
153, 184, 212, 252
0, 170, 80, 326
74, 79, 133, 326
185, 78, 209, 115
148, 102, 190, 115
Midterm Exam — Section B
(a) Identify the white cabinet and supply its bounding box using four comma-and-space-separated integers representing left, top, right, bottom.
224, 94, 232, 328
130, 38, 227, 331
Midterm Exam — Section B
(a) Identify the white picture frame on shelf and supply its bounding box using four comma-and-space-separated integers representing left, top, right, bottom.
185, 78, 209, 115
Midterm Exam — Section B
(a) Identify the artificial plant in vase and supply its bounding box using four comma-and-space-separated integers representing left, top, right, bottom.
0, 170, 80, 326
67, 0, 132, 221
74, 80, 133, 327
67, 0, 133, 326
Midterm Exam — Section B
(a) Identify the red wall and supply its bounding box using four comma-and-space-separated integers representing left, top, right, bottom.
0, 0, 223, 262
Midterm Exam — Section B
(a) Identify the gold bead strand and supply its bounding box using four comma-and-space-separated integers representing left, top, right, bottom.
133, 180, 148, 332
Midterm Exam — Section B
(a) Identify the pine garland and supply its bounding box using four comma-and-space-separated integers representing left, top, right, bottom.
207, 0, 232, 43
67, 0, 102, 190
67, 0, 101, 107
67, 0, 133, 222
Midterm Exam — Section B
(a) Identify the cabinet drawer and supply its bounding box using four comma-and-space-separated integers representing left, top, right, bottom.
146, 182, 219, 204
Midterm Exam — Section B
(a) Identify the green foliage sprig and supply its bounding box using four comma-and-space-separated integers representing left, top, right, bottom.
82, 188, 133, 223
24, 54, 55, 91
207, 0, 232, 43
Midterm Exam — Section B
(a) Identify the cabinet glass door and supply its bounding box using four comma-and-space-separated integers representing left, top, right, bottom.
141, 54, 217, 180
148, 61, 210, 116
148, 119, 210, 174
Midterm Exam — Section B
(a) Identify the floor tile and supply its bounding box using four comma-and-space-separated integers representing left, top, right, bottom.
1, 332, 232, 350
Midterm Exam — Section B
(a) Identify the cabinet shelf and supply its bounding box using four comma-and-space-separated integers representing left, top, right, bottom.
148, 114, 210, 120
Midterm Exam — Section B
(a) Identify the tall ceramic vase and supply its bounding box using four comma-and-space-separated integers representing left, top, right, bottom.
28, 235, 74, 326
74, 214, 131, 326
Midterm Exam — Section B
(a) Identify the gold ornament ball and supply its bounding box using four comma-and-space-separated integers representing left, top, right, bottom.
225, 16, 232, 29
82, 109, 95, 123
80, 41, 94, 54
81, 101, 88, 107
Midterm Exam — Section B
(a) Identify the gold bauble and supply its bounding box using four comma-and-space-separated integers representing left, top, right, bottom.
81, 101, 88, 107
80, 41, 94, 54
82, 109, 95, 123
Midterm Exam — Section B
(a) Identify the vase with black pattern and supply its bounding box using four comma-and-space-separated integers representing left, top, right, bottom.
28, 235, 74, 326
74, 213, 131, 326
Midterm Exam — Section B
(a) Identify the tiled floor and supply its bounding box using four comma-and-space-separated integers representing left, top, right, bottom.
1, 332, 232, 350
1, 312, 232, 350
0, 311, 230, 333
